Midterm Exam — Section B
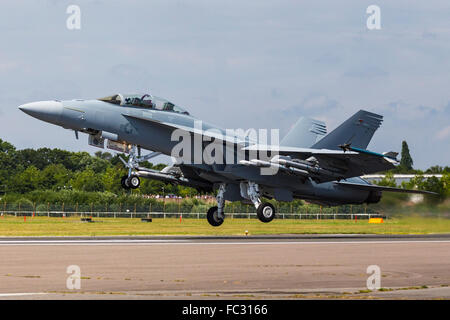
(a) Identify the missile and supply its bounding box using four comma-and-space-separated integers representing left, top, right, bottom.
240, 159, 309, 177
135, 168, 210, 188
249, 159, 273, 168
273, 158, 342, 179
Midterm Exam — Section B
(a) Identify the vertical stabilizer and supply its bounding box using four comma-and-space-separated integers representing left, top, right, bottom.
311, 110, 383, 150
281, 117, 327, 148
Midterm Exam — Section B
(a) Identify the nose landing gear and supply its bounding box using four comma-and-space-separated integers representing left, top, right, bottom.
206, 183, 226, 227
206, 206, 223, 227
119, 145, 160, 190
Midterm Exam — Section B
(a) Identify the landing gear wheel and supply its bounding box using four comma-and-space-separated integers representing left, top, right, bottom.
127, 175, 140, 189
257, 202, 275, 223
207, 206, 224, 227
121, 175, 131, 190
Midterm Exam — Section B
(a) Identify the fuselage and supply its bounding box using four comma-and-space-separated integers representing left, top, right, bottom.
19, 96, 379, 206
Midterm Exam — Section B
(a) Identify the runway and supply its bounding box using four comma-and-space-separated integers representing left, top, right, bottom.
0, 234, 449, 299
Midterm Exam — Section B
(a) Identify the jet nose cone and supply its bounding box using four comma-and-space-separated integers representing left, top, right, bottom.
18, 103, 35, 114
19, 100, 63, 124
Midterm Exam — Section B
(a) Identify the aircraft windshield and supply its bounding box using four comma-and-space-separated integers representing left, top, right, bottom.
98, 94, 121, 105
98, 93, 190, 115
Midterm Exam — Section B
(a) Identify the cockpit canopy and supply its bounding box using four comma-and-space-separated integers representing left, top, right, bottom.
98, 93, 190, 115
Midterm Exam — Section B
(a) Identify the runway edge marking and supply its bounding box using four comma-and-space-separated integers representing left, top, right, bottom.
0, 240, 450, 245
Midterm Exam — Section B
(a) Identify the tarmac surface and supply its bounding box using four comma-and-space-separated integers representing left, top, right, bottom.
0, 234, 449, 299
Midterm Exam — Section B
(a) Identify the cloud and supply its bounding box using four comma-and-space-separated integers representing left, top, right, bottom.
383, 101, 439, 120
108, 64, 148, 78
0, 62, 18, 73
344, 65, 388, 79
0, 0, 449, 169
422, 31, 437, 39
436, 125, 450, 140
281, 94, 339, 117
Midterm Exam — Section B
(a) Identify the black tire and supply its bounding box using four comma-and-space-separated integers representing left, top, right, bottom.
121, 175, 130, 190
127, 175, 140, 189
256, 202, 276, 223
206, 206, 224, 227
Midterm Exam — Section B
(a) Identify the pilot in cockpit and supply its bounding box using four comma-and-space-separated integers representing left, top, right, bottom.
131, 97, 142, 106
140, 94, 153, 108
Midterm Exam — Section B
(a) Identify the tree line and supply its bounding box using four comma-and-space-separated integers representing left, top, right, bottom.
375, 141, 449, 198
0, 138, 448, 200
0, 138, 198, 197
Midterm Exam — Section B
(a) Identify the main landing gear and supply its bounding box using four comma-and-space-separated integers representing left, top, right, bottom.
206, 184, 226, 227
206, 182, 276, 227
119, 145, 160, 190
121, 174, 140, 190
256, 202, 276, 223
245, 181, 276, 223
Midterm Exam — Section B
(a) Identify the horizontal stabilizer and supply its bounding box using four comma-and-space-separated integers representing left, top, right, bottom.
383, 151, 399, 159
336, 181, 438, 195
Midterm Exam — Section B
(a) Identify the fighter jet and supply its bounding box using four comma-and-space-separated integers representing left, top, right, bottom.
19, 93, 435, 226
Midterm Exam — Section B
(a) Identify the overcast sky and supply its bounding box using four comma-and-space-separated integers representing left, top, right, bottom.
0, 0, 449, 169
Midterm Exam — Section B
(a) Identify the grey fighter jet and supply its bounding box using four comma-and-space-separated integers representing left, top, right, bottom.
19, 93, 435, 226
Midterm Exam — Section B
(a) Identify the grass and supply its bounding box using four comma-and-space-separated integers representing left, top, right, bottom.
0, 215, 449, 236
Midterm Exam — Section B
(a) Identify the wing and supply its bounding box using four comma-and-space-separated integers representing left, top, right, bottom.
123, 112, 245, 146
242, 145, 398, 182
125, 111, 396, 182
336, 181, 438, 195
